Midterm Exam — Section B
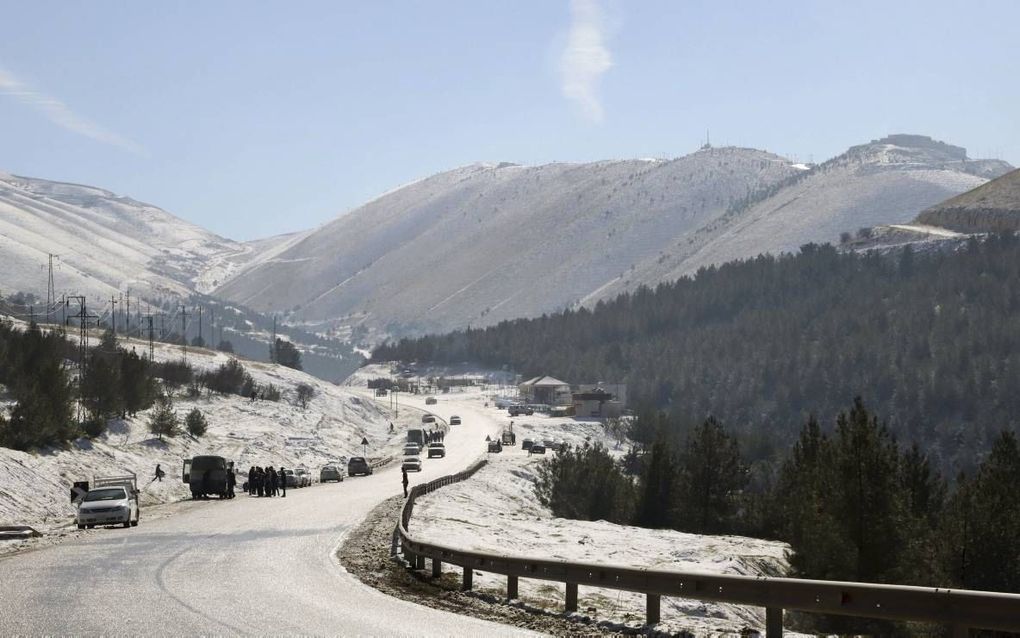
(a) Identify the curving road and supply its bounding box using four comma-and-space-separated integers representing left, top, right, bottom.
0, 393, 528, 636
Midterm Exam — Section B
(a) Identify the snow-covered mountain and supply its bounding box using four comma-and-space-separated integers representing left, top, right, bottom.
0, 172, 258, 303
594, 135, 1013, 300
213, 148, 801, 337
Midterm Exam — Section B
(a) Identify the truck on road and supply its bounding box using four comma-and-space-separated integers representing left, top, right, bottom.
75, 474, 139, 529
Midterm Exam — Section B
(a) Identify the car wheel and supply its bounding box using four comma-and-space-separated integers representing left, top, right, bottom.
131, 517, 139, 527
77, 524, 85, 530
123, 518, 131, 529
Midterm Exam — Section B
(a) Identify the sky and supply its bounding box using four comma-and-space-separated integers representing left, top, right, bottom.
1, 0, 1017, 240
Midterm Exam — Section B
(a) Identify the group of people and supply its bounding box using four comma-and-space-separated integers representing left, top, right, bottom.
246, 465, 287, 497
425, 429, 444, 444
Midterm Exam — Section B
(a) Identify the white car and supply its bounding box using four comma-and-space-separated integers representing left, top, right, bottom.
403, 443, 421, 456
402, 455, 422, 472
76, 486, 138, 529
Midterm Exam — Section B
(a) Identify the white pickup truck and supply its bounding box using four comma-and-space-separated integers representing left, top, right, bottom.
75, 474, 140, 529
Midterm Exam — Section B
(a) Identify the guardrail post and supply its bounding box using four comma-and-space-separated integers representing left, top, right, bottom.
565, 583, 578, 612
646, 593, 661, 626
766, 607, 783, 637
462, 566, 473, 591
507, 575, 519, 600
432, 558, 442, 578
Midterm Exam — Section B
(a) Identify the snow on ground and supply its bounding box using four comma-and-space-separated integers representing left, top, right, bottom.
0, 325, 423, 531
411, 398, 800, 637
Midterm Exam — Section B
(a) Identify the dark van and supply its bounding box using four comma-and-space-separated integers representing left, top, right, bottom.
189, 455, 229, 499
348, 457, 373, 477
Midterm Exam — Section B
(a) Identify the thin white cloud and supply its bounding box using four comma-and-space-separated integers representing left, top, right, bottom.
0, 65, 145, 155
559, 0, 613, 123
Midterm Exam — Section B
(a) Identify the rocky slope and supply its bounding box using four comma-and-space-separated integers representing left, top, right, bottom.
915, 167, 1020, 232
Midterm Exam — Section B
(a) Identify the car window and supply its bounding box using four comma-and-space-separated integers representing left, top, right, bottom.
84, 488, 126, 501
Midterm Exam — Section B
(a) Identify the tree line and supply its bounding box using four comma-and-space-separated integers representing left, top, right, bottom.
0, 319, 312, 450
535, 399, 1020, 633
373, 233, 1020, 478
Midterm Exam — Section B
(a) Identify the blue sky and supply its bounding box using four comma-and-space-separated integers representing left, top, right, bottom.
1, 0, 1017, 240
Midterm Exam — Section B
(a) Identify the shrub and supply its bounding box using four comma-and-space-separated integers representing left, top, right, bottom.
185, 408, 208, 437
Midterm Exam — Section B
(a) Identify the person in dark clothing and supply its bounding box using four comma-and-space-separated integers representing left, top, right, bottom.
248, 466, 255, 495
250, 390, 257, 403
226, 462, 236, 498
256, 467, 264, 497
280, 466, 286, 497
201, 470, 211, 499
401, 467, 409, 498
154, 464, 165, 482
269, 467, 278, 497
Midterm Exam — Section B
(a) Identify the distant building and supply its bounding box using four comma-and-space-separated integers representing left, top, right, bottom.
574, 383, 627, 409
572, 387, 623, 419
518, 376, 573, 406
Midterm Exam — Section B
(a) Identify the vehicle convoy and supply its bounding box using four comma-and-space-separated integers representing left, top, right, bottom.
282, 468, 300, 488
320, 465, 344, 483
403, 443, 421, 456
348, 457, 373, 476
427, 442, 446, 458
75, 474, 139, 529
188, 455, 230, 499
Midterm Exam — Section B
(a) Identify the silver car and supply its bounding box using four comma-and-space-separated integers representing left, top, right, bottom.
76, 487, 138, 529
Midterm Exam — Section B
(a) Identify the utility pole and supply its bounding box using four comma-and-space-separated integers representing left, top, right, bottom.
180, 305, 190, 361
144, 315, 155, 361
210, 308, 215, 349
61, 294, 67, 326
125, 291, 130, 335
198, 306, 203, 348
68, 296, 96, 424
160, 314, 165, 340
271, 315, 277, 363
109, 296, 118, 335
46, 254, 56, 324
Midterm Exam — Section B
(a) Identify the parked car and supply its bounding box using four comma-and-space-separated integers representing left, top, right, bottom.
402, 455, 422, 472
320, 465, 344, 483
421, 414, 436, 424
282, 469, 300, 488
425, 396, 438, 405
449, 415, 461, 425
295, 467, 311, 487
530, 442, 546, 455
508, 405, 534, 417
348, 457, 373, 476
521, 438, 534, 451
76, 476, 139, 529
427, 442, 446, 458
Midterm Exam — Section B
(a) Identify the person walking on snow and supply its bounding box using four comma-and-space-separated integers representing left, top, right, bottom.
402, 467, 409, 498
154, 464, 165, 482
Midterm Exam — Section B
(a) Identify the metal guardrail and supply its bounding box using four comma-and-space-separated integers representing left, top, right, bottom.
395, 462, 1020, 636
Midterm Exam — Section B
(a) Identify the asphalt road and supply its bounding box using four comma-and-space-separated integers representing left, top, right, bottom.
0, 393, 528, 636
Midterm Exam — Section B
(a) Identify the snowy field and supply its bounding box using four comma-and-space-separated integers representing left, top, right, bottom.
0, 326, 419, 531
392, 383, 802, 637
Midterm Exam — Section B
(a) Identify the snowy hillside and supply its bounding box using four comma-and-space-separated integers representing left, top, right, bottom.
213, 149, 800, 337
0, 323, 412, 530
0, 172, 258, 301
594, 135, 1012, 301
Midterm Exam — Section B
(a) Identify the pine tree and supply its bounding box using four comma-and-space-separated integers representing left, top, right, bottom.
675, 417, 748, 534
635, 437, 678, 528
185, 408, 208, 437
148, 393, 179, 440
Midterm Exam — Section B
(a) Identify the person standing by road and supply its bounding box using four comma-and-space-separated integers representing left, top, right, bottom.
226, 462, 236, 499
401, 467, 409, 498
280, 466, 286, 497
